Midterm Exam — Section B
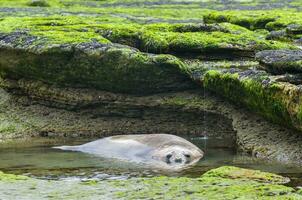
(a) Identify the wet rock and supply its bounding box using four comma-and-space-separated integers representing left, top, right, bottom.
266, 25, 302, 42
286, 24, 302, 35
173, 23, 229, 33
1, 0, 302, 174
201, 68, 302, 132
0, 166, 300, 199
256, 50, 302, 74
273, 74, 302, 85
97, 23, 289, 58
203, 166, 290, 184
27, 0, 50, 7
266, 30, 288, 41
0, 84, 235, 142
0, 32, 194, 94
296, 38, 302, 44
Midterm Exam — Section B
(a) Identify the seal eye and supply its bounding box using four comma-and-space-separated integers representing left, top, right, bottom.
184, 154, 191, 158
166, 154, 172, 159
166, 154, 172, 164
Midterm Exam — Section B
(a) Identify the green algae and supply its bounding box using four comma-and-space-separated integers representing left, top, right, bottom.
0, 16, 293, 54
202, 10, 302, 42
203, 10, 302, 31
0, 0, 300, 129
0, 0, 62, 7
1, 0, 302, 181
0, 0, 301, 30
0, 16, 111, 45
97, 22, 294, 55
203, 10, 277, 30
203, 70, 286, 123
1, 13, 292, 95
201, 69, 302, 131
0, 166, 301, 199
0, 0, 302, 10
27, 0, 50, 7
203, 166, 289, 184
0, 31, 194, 94
0, 171, 28, 181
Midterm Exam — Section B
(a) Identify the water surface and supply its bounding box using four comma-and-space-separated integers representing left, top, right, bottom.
0, 136, 301, 186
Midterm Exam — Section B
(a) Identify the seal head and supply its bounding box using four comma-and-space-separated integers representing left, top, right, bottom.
151, 145, 203, 168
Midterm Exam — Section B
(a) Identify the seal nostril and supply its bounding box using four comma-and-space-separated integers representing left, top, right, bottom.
175, 158, 182, 163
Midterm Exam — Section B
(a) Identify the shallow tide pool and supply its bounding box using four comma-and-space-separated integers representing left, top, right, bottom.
0, 136, 302, 187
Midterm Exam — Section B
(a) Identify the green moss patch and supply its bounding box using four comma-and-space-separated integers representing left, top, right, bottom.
0, 166, 301, 199
203, 166, 290, 184
96, 22, 293, 56
0, 35, 194, 94
0, 171, 28, 181
0, 16, 293, 56
201, 69, 302, 131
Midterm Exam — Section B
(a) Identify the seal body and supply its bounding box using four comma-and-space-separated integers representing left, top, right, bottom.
54, 134, 204, 169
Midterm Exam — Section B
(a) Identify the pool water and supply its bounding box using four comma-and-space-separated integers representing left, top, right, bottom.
0, 136, 301, 186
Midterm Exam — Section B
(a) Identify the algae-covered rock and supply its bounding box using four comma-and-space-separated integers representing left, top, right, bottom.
27, 0, 50, 7
203, 166, 290, 184
0, 80, 236, 141
1, 0, 302, 180
198, 68, 302, 132
0, 15, 293, 61
97, 22, 291, 57
266, 30, 289, 41
256, 50, 302, 74
0, 166, 301, 200
0, 171, 28, 181
0, 32, 193, 94
286, 24, 302, 35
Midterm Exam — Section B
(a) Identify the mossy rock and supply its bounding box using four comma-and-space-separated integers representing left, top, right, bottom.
0, 32, 194, 94
96, 23, 293, 57
203, 166, 290, 184
27, 0, 49, 7
256, 50, 302, 74
199, 68, 302, 132
0, 16, 294, 60
0, 171, 28, 181
0, 166, 301, 199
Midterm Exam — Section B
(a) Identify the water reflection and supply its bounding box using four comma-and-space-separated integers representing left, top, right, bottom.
0, 136, 301, 185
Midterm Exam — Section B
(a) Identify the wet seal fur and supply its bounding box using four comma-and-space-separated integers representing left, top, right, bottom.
53, 134, 204, 170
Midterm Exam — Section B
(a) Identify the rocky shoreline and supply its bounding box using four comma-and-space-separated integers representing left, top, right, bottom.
0, 0, 302, 164
1, 166, 301, 199
1, 0, 302, 198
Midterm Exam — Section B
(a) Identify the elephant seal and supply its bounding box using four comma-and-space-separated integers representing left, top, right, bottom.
53, 134, 204, 170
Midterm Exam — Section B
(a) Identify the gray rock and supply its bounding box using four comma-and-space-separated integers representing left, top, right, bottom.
256, 50, 302, 74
